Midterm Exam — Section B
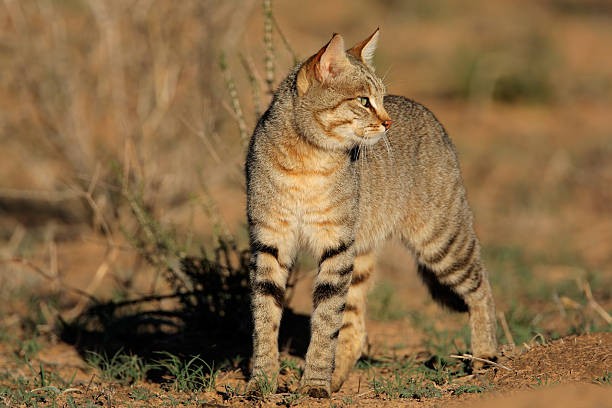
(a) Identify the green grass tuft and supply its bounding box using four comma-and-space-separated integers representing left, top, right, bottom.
372, 373, 442, 399
453, 384, 488, 395
153, 352, 218, 393
86, 349, 150, 385
248, 370, 277, 398
594, 371, 611, 386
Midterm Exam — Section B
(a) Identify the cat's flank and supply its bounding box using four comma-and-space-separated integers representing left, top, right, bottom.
246, 29, 497, 397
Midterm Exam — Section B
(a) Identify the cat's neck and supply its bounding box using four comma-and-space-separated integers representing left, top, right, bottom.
264, 73, 349, 165
274, 123, 350, 172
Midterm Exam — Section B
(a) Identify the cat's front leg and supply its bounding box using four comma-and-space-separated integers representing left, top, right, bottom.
247, 230, 297, 396
300, 237, 356, 398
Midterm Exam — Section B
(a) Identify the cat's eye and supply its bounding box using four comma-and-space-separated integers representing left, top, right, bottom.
357, 96, 371, 108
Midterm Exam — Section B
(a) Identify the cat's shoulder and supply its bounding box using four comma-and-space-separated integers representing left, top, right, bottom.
383, 94, 431, 116
383, 94, 442, 126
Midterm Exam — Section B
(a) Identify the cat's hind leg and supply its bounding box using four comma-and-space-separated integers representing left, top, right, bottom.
330, 250, 374, 392
403, 213, 497, 366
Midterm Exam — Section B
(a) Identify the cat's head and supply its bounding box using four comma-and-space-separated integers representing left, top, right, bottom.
293, 29, 392, 151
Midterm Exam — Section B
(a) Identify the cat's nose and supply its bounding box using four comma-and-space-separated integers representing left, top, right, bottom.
382, 119, 392, 130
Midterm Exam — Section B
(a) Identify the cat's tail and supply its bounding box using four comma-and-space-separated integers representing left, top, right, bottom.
416, 263, 468, 312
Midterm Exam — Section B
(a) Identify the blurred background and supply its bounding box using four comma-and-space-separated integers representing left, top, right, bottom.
0, 0, 610, 342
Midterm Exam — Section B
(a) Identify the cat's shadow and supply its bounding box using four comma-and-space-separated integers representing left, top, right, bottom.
59, 253, 311, 380
279, 308, 311, 357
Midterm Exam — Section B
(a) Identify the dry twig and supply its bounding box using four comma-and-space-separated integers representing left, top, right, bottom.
220, 53, 249, 146
263, 0, 275, 93
449, 353, 513, 372
581, 279, 612, 325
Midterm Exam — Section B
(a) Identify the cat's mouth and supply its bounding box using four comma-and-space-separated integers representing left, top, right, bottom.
358, 125, 388, 145
332, 124, 387, 147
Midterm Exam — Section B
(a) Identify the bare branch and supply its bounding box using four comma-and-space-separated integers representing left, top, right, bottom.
449, 353, 514, 372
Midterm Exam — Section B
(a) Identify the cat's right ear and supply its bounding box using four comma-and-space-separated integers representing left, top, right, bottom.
348, 28, 379, 69
297, 33, 348, 96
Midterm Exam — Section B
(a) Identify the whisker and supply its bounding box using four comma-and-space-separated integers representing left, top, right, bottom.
383, 133, 394, 163
357, 141, 364, 170
380, 65, 393, 87
362, 139, 368, 165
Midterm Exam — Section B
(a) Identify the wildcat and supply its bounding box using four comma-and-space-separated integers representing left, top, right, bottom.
245, 29, 497, 398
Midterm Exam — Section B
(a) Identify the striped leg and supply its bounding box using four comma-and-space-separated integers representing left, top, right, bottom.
331, 251, 374, 392
247, 238, 295, 395
411, 218, 497, 364
300, 239, 355, 398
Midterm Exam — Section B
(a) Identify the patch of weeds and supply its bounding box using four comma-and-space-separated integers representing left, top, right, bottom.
0, 374, 39, 406
594, 371, 611, 385
372, 373, 442, 399
419, 357, 455, 386
154, 352, 217, 393
531, 374, 560, 388
65, 396, 101, 408
86, 349, 150, 385
223, 383, 246, 399
130, 386, 154, 401
279, 392, 302, 407
366, 355, 457, 399
248, 371, 277, 397
405, 311, 475, 384
368, 281, 406, 321
453, 384, 488, 395
8, 359, 79, 406
341, 395, 354, 405
163, 394, 180, 407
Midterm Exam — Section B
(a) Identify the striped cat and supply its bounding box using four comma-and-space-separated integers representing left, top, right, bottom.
246, 29, 497, 398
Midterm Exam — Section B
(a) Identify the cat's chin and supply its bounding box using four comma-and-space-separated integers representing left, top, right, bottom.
332, 127, 385, 148
356, 132, 385, 146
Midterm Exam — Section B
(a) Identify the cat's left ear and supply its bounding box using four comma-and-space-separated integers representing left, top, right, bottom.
297, 33, 349, 95
348, 28, 379, 69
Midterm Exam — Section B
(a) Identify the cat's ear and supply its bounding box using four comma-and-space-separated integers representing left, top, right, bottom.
348, 28, 379, 69
316, 33, 348, 82
297, 33, 349, 95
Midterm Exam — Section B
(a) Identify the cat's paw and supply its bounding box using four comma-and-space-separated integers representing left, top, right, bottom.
299, 379, 331, 398
300, 384, 330, 398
